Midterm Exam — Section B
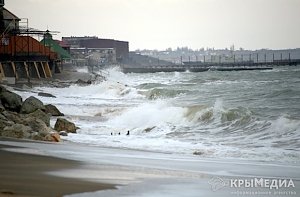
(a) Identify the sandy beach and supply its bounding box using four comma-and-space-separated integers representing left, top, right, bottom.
0, 137, 299, 197
0, 141, 115, 197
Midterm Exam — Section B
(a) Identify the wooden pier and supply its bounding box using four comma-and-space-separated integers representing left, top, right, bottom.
122, 59, 300, 73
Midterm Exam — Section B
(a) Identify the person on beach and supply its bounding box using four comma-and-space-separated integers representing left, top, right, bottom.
126, 130, 130, 136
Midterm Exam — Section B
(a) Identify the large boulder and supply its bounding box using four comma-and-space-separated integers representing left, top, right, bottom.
0, 86, 22, 112
1, 124, 32, 139
54, 118, 77, 133
20, 96, 45, 114
45, 104, 64, 116
23, 117, 53, 136
27, 109, 50, 126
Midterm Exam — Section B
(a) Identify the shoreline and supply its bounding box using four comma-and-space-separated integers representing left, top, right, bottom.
0, 142, 115, 197
1, 138, 300, 197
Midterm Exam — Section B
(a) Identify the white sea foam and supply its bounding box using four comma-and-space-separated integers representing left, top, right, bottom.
12, 66, 300, 163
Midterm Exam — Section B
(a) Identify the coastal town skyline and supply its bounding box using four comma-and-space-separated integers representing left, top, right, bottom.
7, 0, 300, 50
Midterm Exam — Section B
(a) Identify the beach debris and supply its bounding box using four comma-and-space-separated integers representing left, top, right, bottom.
0, 86, 23, 112
38, 92, 56, 98
20, 96, 45, 114
45, 104, 64, 116
54, 118, 77, 133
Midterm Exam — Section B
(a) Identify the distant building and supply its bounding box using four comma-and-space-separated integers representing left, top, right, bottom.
62, 36, 129, 62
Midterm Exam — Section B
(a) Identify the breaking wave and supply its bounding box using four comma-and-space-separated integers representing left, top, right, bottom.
16, 66, 300, 162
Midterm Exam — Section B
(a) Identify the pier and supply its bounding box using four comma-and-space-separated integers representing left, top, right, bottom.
122, 58, 300, 73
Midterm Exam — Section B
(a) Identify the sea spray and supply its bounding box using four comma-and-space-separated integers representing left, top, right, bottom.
14, 66, 300, 163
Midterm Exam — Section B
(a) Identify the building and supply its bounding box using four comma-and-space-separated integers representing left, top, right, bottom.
40, 32, 71, 60
62, 36, 129, 62
0, 0, 60, 82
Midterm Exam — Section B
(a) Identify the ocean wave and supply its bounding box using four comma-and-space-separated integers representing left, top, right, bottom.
140, 88, 190, 100
136, 83, 169, 89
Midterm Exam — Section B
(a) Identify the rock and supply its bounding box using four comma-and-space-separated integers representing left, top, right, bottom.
0, 101, 5, 113
54, 118, 77, 133
0, 86, 22, 112
38, 92, 56, 98
1, 124, 32, 139
27, 109, 50, 126
44, 132, 61, 142
193, 151, 204, 156
45, 104, 64, 116
23, 117, 53, 136
0, 112, 7, 120
1, 110, 23, 124
20, 96, 45, 114
144, 126, 156, 132
31, 133, 45, 141
59, 131, 68, 136
75, 79, 92, 86
0, 119, 14, 131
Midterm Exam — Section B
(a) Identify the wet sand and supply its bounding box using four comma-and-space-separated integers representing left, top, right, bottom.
1, 138, 299, 197
0, 143, 115, 197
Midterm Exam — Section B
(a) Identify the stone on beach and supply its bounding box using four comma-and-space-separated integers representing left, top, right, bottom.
1, 124, 32, 139
59, 131, 68, 136
1, 110, 23, 124
44, 132, 61, 142
27, 109, 50, 127
23, 117, 53, 136
54, 118, 77, 133
20, 96, 45, 114
0, 86, 23, 112
0, 85, 74, 142
38, 92, 56, 98
75, 79, 92, 86
45, 104, 64, 116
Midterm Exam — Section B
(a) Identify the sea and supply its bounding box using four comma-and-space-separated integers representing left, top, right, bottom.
16, 66, 300, 164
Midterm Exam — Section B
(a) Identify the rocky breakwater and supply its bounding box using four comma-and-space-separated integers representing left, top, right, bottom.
0, 86, 77, 142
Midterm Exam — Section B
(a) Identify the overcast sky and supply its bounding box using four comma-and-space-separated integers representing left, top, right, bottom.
6, 0, 300, 50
